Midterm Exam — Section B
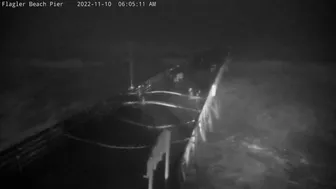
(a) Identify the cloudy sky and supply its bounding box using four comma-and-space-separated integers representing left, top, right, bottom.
0, 0, 334, 61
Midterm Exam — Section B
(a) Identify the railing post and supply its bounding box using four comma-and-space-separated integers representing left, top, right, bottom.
128, 42, 134, 90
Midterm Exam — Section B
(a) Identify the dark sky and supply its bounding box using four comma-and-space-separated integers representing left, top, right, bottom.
1, 0, 335, 61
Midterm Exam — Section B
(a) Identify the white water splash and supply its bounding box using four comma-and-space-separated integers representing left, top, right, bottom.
183, 63, 226, 167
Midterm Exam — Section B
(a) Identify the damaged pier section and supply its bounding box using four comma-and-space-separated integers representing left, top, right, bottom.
0, 51, 228, 189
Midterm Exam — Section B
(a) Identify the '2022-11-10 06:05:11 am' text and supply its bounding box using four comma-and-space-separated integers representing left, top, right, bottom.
1, 1, 64, 8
